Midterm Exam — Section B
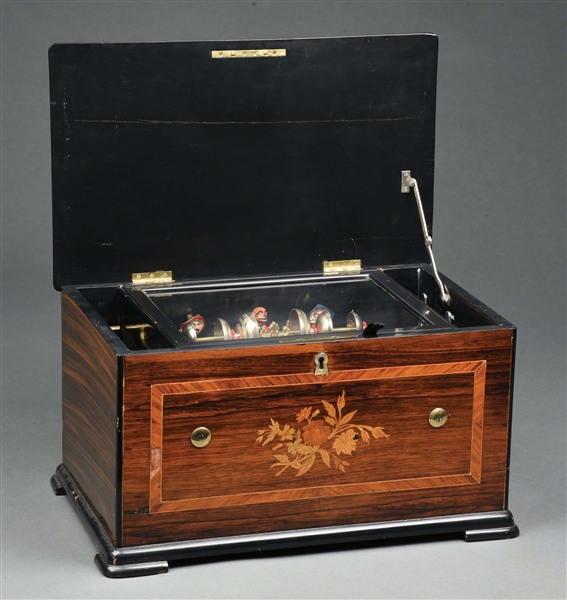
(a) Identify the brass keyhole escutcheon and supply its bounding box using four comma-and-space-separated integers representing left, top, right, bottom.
428, 408, 448, 428
314, 352, 329, 376
191, 426, 212, 448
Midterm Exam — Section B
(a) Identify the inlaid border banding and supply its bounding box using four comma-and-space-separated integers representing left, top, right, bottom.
149, 361, 486, 514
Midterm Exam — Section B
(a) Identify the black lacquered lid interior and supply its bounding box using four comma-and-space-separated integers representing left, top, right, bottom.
50, 34, 438, 289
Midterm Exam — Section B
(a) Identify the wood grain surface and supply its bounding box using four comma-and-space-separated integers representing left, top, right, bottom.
149, 361, 485, 513
61, 290, 119, 541
121, 329, 514, 546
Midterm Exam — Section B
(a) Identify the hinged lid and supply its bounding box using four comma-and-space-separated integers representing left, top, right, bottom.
50, 34, 438, 290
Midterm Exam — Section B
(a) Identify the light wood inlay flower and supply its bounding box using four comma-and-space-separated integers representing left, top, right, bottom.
256, 392, 390, 477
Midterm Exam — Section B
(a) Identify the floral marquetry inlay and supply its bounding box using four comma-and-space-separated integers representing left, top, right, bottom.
256, 391, 390, 477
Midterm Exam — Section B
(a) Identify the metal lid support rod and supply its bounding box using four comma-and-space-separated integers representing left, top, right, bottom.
401, 171, 450, 305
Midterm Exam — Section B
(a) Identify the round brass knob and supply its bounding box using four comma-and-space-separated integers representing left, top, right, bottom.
428, 408, 448, 428
191, 427, 212, 448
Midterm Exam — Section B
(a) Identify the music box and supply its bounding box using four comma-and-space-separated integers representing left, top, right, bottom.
49, 34, 519, 578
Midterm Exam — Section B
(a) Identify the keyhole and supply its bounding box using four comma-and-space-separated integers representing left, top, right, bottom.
314, 352, 329, 375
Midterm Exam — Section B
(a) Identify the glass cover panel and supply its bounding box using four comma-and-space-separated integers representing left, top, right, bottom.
140, 274, 437, 347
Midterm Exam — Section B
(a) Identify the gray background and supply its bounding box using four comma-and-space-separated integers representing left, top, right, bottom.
1, 1, 565, 598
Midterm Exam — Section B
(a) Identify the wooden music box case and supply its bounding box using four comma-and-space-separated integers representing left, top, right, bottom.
49, 34, 519, 578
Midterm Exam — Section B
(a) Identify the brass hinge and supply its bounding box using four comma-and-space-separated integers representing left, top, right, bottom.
211, 48, 286, 59
131, 270, 173, 285
323, 259, 362, 276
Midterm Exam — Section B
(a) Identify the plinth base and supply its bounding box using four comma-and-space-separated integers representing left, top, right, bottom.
52, 464, 519, 578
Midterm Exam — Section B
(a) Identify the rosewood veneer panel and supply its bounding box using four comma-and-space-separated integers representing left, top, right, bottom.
62, 290, 119, 541
121, 329, 514, 546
